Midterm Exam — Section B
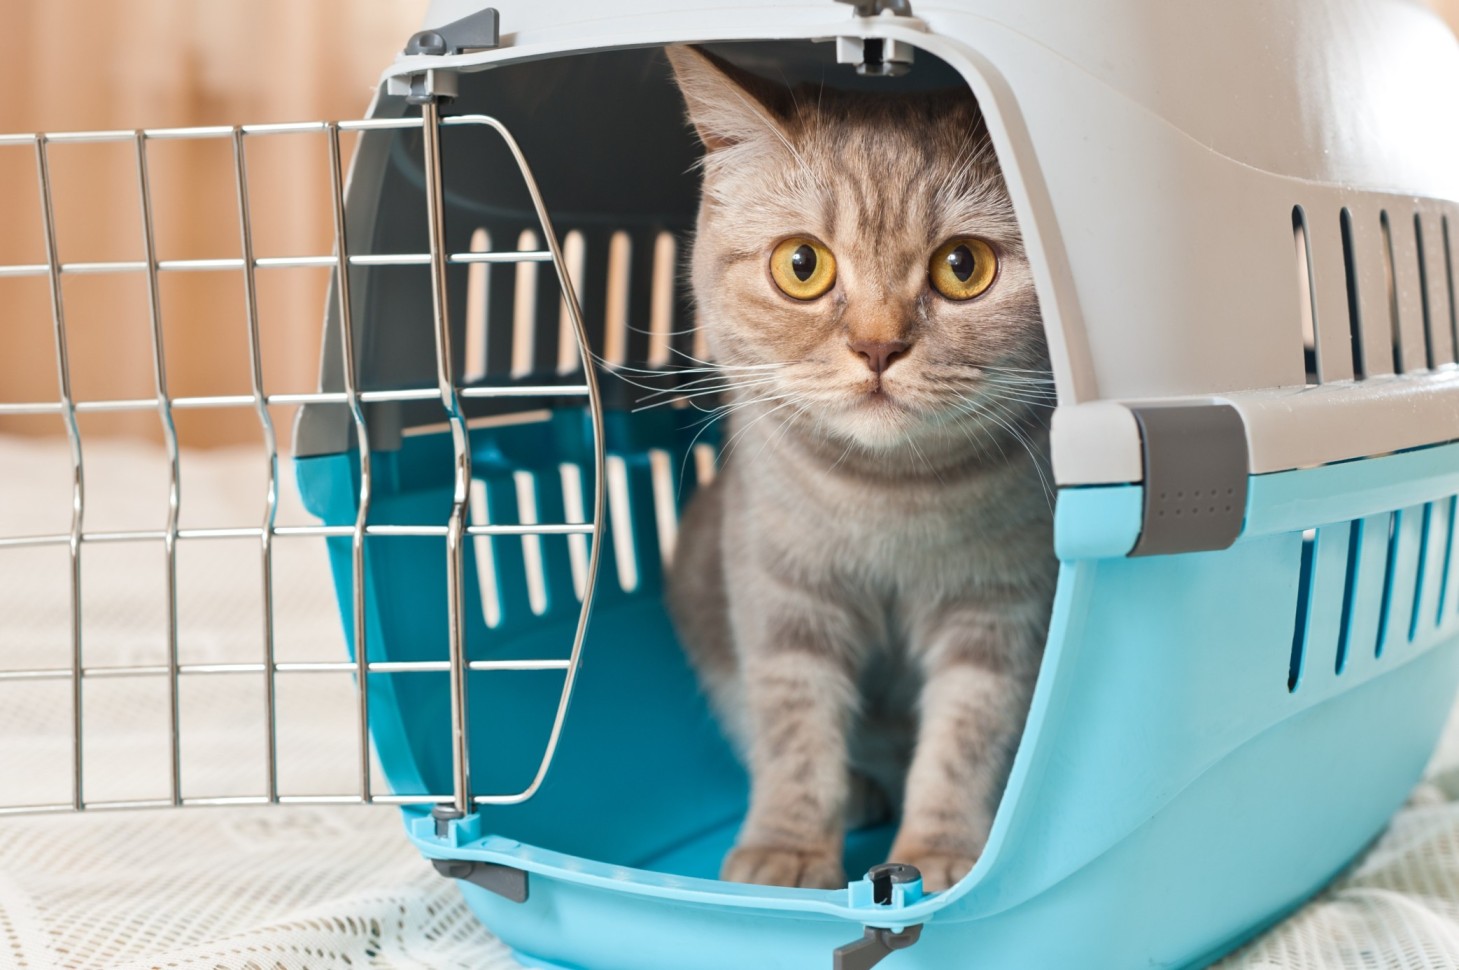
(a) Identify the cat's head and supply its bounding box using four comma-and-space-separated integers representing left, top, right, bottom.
667, 45, 1049, 454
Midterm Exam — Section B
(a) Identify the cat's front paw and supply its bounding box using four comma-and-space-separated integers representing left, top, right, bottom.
895, 852, 977, 893
721, 844, 845, 889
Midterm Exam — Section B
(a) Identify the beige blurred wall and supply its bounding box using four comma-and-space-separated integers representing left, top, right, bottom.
2, 1, 1459, 449
0, 0, 425, 449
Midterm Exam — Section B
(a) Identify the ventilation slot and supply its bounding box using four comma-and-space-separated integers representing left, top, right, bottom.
1380, 211, 1405, 374
1416, 214, 1439, 369
694, 443, 718, 486
1375, 510, 1400, 657
605, 454, 638, 592
1335, 518, 1363, 674
514, 471, 548, 616
648, 232, 677, 369
1446, 216, 1459, 366
512, 229, 540, 378
603, 231, 632, 367
648, 448, 679, 568
470, 479, 502, 629
464, 227, 491, 383
1290, 528, 1317, 691
556, 230, 586, 375
559, 463, 589, 601
1293, 207, 1319, 384
1410, 502, 1434, 641
1340, 208, 1366, 379
1442, 495, 1459, 627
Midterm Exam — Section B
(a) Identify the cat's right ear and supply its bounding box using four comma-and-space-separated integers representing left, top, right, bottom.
665, 45, 794, 155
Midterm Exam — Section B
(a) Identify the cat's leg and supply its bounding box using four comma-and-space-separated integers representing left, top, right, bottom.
666, 478, 750, 752
721, 620, 861, 889
888, 606, 1041, 892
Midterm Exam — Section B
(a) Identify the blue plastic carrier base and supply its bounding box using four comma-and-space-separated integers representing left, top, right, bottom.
297, 413, 1459, 969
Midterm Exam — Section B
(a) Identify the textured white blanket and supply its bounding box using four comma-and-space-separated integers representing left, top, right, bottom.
2, 435, 1458, 969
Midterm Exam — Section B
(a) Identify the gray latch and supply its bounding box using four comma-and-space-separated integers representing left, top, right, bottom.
431, 857, 530, 904
1129, 404, 1249, 557
834, 863, 925, 970
400, 7, 501, 104
404, 7, 500, 56
427, 805, 529, 903
834, 0, 913, 15
834, 0, 915, 76
834, 925, 923, 970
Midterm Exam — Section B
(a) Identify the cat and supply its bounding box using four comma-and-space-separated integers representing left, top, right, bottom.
662, 44, 1057, 894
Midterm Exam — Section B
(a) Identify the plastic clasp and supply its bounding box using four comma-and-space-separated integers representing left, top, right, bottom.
846, 862, 925, 913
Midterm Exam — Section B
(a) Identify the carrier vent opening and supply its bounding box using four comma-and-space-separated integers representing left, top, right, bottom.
1410, 502, 1434, 642
1446, 216, 1459, 364
1340, 208, 1366, 379
1290, 528, 1317, 691
1380, 210, 1404, 374
464, 227, 491, 382
1415, 213, 1438, 370
1376, 509, 1401, 657
1336, 518, 1363, 674
1292, 206, 1319, 385
1440, 496, 1458, 628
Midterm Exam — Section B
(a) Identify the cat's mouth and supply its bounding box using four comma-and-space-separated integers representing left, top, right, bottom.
859, 374, 897, 399
855, 380, 908, 411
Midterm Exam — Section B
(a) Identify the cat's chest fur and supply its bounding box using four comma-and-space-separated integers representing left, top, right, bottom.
717, 411, 1054, 659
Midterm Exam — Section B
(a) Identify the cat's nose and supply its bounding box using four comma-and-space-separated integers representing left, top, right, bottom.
848, 339, 912, 375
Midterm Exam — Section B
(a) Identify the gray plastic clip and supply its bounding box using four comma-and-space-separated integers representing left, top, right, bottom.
834, 0, 914, 16
401, 7, 501, 105
1129, 403, 1249, 557
867, 862, 920, 904
404, 8, 501, 57
833, 863, 925, 970
833, 0, 916, 78
833, 925, 924, 970
431, 804, 463, 837
431, 858, 530, 904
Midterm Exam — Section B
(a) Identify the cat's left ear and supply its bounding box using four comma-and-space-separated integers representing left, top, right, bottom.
665, 45, 794, 155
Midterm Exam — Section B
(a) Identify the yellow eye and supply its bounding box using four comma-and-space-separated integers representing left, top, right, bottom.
929, 237, 997, 300
770, 237, 837, 300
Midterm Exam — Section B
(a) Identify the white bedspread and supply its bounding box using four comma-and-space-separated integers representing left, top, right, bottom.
3, 434, 1459, 969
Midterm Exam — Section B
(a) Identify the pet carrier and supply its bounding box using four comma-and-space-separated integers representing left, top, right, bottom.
7, 0, 1459, 968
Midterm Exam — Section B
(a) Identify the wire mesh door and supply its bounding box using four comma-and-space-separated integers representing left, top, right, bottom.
0, 108, 606, 817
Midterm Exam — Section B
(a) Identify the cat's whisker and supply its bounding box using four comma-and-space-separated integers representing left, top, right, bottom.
588, 345, 782, 377
719, 397, 802, 464
956, 395, 1055, 511
663, 346, 791, 373
905, 434, 947, 486
947, 400, 1010, 464
633, 371, 781, 397
673, 390, 801, 487
631, 378, 782, 413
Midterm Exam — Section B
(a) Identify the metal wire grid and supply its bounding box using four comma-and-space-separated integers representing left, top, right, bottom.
0, 110, 607, 817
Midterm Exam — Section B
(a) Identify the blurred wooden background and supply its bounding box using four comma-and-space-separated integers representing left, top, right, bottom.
0, 0, 424, 449
0, 0, 1457, 449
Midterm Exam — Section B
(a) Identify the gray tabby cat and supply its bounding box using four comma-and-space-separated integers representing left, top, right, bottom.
663, 45, 1057, 893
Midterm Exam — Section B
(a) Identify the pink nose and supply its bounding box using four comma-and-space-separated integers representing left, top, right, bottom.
848, 339, 911, 375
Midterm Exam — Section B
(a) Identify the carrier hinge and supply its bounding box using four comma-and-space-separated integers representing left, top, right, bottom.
1129, 403, 1249, 557
834, 863, 926, 970
834, 0, 914, 16
425, 805, 529, 903
834, 0, 916, 76
399, 7, 501, 104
